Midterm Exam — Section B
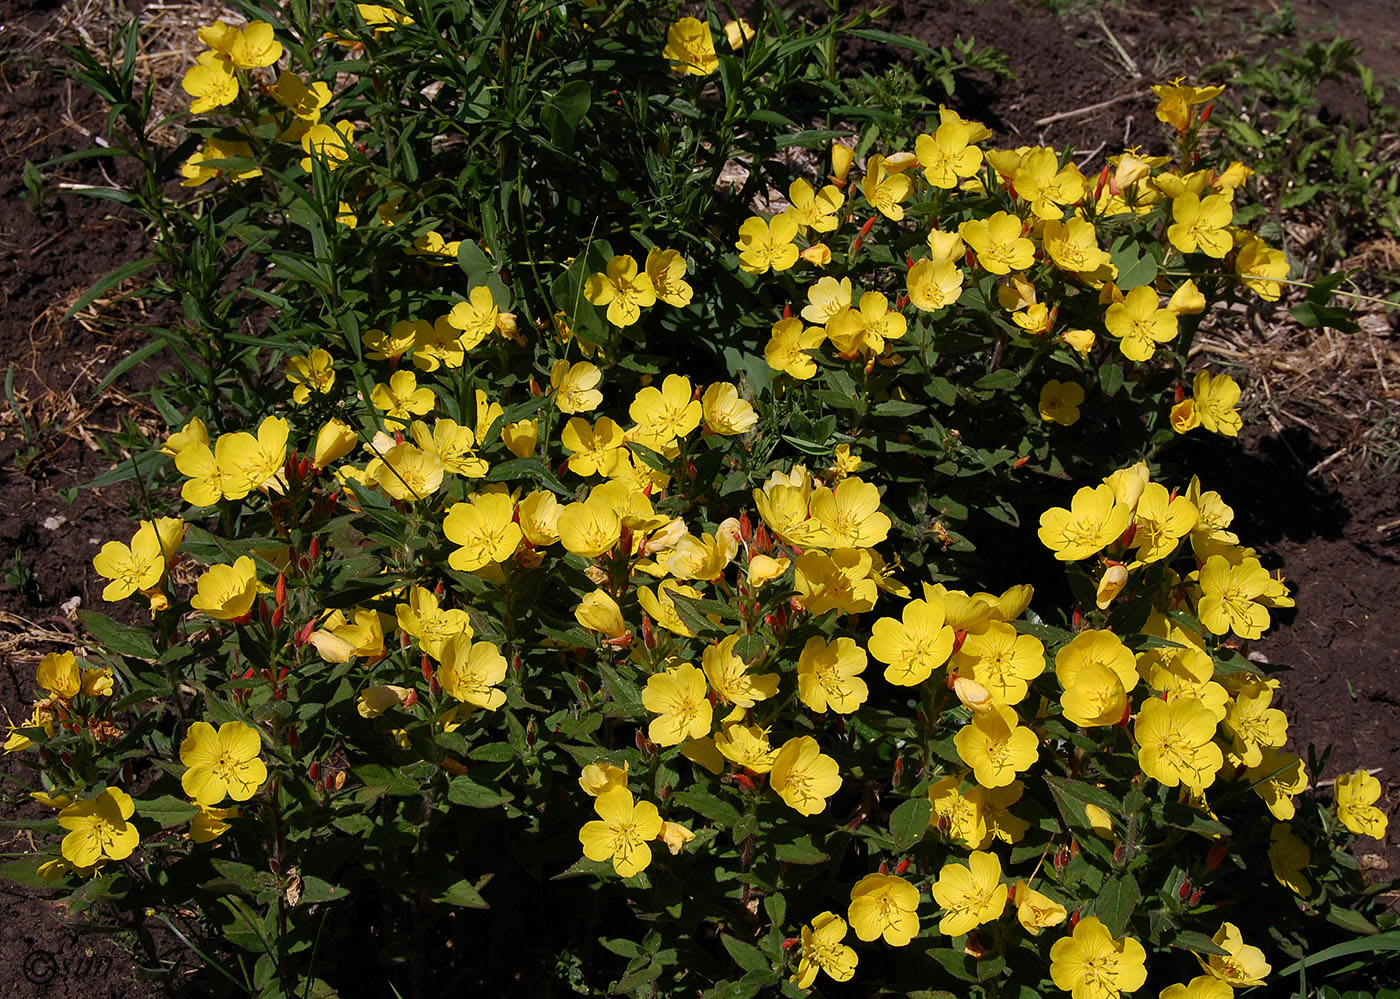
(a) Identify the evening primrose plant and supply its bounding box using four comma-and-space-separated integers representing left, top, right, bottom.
7, 1, 1394, 997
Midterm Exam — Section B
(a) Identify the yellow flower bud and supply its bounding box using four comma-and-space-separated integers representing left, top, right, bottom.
1094, 563, 1130, 609
313, 418, 358, 468
831, 141, 855, 185
800, 243, 832, 267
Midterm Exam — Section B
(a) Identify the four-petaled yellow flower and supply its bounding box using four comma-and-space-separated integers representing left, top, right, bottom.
1039, 380, 1085, 426
1135, 695, 1224, 791
736, 213, 800, 274
662, 17, 719, 76
551, 360, 604, 413
867, 596, 956, 686
1168, 192, 1234, 258
585, 254, 657, 327
765, 317, 825, 379
792, 911, 858, 988
437, 635, 508, 710
642, 663, 712, 746
190, 555, 259, 620
1105, 285, 1178, 362
770, 735, 841, 816
579, 787, 663, 877
444, 492, 523, 571
954, 704, 1039, 787
1334, 769, 1388, 839
960, 211, 1034, 274
1049, 915, 1148, 999
848, 872, 920, 946
59, 787, 140, 868
180, 720, 268, 806
1038, 484, 1132, 561
931, 850, 1006, 936
1195, 921, 1270, 987
796, 635, 869, 714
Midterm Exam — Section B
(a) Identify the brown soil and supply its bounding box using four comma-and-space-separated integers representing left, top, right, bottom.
0, 0, 1396, 994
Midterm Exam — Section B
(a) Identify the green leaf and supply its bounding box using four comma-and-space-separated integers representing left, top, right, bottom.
1092, 874, 1140, 937
671, 788, 741, 828
0, 856, 53, 888
974, 369, 1020, 391
78, 609, 157, 659
773, 835, 828, 864
721, 934, 773, 977
140, 795, 199, 829
1170, 930, 1229, 957
1098, 362, 1124, 397
60, 256, 157, 323
447, 775, 514, 808
296, 875, 348, 905
437, 877, 491, 909
889, 796, 932, 852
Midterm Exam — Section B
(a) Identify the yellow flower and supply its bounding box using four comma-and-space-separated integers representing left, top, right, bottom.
550, 360, 604, 413
443, 492, 522, 571
848, 873, 920, 946
190, 555, 259, 620
1191, 370, 1242, 437
1060, 662, 1128, 727
1038, 483, 1132, 561
792, 912, 858, 988
1062, 327, 1096, 355
308, 608, 387, 663
180, 137, 260, 186
1268, 823, 1312, 896
802, 275, 852, 324
770, 736, 841, 816
1195, 922, 1270, 987
1196, 553, 1273, 639
371, 370, 436, 426
796, 636, 869, 714
700, 382, 758, 435
37, 652, 81, 700
356, 3, 413, 30
585, 254, 656, 327
1105, 285, 1178, 362
437, 635, 507, 710
954, 704, 1039, 787
575, 590, 629, 640
578, 760, 628, 797
659, 820, 694, 855
1043, 217, 1111, 274
723, 18, 755, 49
579, 787, 663, 877
395, 586, 472, 659
747, 553, 790, 587
218, 19, 282, 69
285, 349, 334, 404
736, 213, 800, 274
92, 521, 167, 601
867, 596, 956, 686
518, 489, 562, 547
807, 476, 891, 548
907, 258, 964, 312
642, 663, 711, 746
827, 290, 907, 355
793, 548, 877, 616
960, 211, 1034, 274
1049, 916, 1148, 999
561, 416, 629, 477
502, 418, 538, 458
313, 418, 358, 468
1335, 768, 1388, 838
1014, 879, 1067, 935
1234, 235, 1289, 300
1169, 193, 1234, 258
931, 850, 1006, 936
629, 373, 702, 452
1168, 279, 1207, 316
714, 722, 778, 772
1132, 482, 1198, 563
764, 317, 825, 379
915, 119, 983, 188
181, 51, 237, 114
1013, 148, 1087, 219
662, 17, 718, 75
644, 247, 693, 307
180, 720, 267, 805
299, 120, 355, 172
357, 684, 414, 718
702, 634, 777, 707
412, 419, 486, 478
1039, 380, 1085, 425
1055, 629, 1138, 691
861, 154, 914, 220
1151, 79, 1224, 131
1223, 679, 1287, 767
952, 622, 1045, 707
1160, 976, 1234, 999
190, 803, 240, 844
1243, 746, 1308, 820
58, 788, 140, 868
271, 70, 330, 121
557, 492, 623, 559
1135, 696, 1224, 791
785, 178, 845, 234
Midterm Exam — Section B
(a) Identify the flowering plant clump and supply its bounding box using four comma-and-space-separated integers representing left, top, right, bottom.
8, 2, 1392, 997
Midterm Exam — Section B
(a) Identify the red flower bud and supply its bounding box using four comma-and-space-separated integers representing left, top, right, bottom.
895, 858, 910, 875
733, 773, 755, 791
1206, 839, 1228, 870
308, 761, 321, 781
1178, 878, 1192, 900
308, 536, 321, 560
